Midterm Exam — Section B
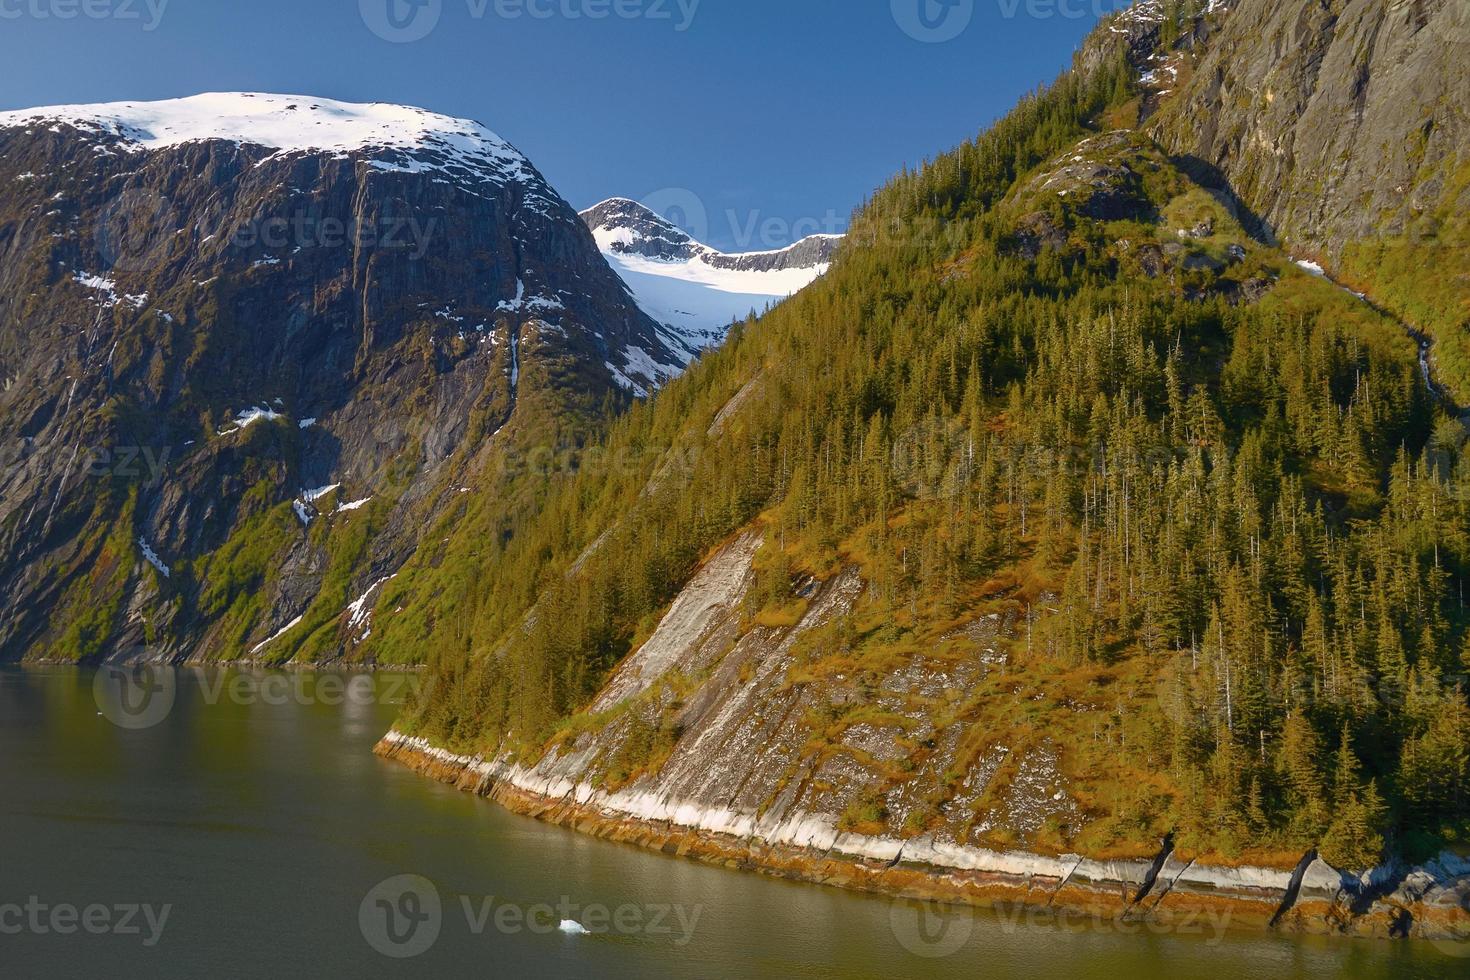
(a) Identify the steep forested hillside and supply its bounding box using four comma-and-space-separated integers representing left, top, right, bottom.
384, 0, 1469, 870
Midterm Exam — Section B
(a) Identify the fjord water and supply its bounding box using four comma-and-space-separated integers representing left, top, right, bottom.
1, 667, 1460, 979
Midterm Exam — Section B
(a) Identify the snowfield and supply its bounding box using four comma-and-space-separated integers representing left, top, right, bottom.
585, 200, 838, 355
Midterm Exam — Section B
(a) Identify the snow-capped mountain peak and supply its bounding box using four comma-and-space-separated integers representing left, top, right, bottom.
581, 197, 842, 356
0, 92, 541, 191
582, 197, 704, 262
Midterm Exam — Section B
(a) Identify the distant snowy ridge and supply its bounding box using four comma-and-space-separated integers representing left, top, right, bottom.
582, 197, 841, 272
581, 197, 841, 357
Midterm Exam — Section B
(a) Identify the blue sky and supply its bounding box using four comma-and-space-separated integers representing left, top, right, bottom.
0, 0, 1117, 251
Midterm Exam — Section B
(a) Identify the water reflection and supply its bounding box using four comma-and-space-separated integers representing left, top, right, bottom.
1, 665, 1464, 980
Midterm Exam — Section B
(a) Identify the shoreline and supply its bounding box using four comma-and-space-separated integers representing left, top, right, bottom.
375, 730, 1470, 946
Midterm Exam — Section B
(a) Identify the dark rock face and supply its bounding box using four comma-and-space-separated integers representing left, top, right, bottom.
1016, 131, 1161, 225
1012, 212, 1069, 259
581, 197, 705, 262
703, 235, 842, 273
1151, 0, 1470, 261
0, 105, 669, 663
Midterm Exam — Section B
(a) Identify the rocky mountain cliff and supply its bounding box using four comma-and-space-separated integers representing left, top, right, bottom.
0, 93, 675, 663
1151, 0, 1465, 259
1144, 0, 1470, 397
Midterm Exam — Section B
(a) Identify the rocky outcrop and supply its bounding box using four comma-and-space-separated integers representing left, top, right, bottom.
376, 524, 1470, 943
383, 531, 1070, 846
1150, 0, 1469, 261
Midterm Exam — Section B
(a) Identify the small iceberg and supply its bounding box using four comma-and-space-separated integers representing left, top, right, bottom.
558, 919, 589, 935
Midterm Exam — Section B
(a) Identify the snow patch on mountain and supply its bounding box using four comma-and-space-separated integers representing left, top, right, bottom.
581, 198, 840, 357
137, 538, 170, 579
600, 249, 824, 351
73, 272, 147, 309
605, 344, 687, 399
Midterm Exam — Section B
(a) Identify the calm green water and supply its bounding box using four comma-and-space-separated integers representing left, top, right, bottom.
0, 665, 1463, 978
